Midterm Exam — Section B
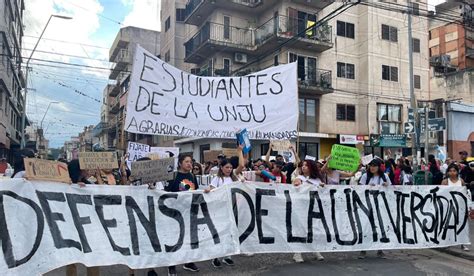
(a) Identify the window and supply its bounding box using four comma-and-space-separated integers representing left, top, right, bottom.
377, 104, 402, 134
337, 62, 355, 79
413, 38, 420, 53
298, 142, 319, 162
223, 58, 231, 76
412, 2, 420, 16
176, 9, 186, 22
337, 104, 356, 121
164, 50, 170, 62
336, 21, 355, 39
289, 53, 317, 84
382, 65, 398, 82
223, 16, 230, 39
381, 24, 398, 42
165, 16, 170, 32
299, 98, 318, 132
414, 75, 421, 89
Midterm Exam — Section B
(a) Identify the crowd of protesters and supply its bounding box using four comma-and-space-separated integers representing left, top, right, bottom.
2, 143, 473, 276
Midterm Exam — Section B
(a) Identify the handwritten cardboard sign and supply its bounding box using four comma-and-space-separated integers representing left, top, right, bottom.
328, 144, 361, 172
131, 158, 175, 184
271, 140, 292, 152
203, 150, 223, 162
24, 158, 70, 183
127, 141, 151, 169
79, 152, 118, 170
222, 148, 238, 158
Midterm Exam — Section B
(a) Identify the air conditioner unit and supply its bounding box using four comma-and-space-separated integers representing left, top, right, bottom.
234, 52, 247, 63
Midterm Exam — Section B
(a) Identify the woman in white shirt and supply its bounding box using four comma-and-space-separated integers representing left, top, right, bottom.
359, 159, 392, 186
205, 158, 238, 268
292, 159, 325, 263
358, 158, 390, 259
441, 163, 465, 186
441, 163, 469, 251
293, 160, 325, 187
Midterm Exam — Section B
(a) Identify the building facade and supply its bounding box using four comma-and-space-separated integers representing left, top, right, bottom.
429, 1, 474, 158
93, 26, 161, 153
162, 0, 431, 161
0, 0, 26, 162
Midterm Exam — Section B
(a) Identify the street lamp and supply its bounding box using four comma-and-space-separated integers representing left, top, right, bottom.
40, 101, 59, 129
20, 14, 73, 149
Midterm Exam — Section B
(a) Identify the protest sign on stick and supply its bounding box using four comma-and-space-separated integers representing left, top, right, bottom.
78, 152, 118, 170
204, 150, 222, 162
271, 140, 292, 152
127, 141, 151, 168
222, 148, 238, 158
124, 45, 298, 140
24, 158, 70, 183
131, 158, 175, 184
328, 144, 361, 172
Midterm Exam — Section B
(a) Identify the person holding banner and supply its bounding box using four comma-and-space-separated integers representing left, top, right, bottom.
358, 158, 391, 259
158, 154, 200, 275
292, 159, 325, 263
359, 159, 392, 186
204, 158, 239, 268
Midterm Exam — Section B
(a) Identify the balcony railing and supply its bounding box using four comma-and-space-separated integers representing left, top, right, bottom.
297, 67, 332, 90
255, 15, 332, 45
185, 17, 332, 61
185, 22, 253, 60
185, 0, 263, 24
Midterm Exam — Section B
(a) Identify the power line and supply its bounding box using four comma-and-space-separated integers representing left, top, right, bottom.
22, 48, 111, 63
23, 35, 110, 49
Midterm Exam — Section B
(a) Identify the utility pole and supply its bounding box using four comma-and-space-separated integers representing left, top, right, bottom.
424, 105, 430, 184
407, 3, 420, 172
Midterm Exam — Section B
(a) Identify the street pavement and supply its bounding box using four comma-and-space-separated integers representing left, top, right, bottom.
46, 248, 473, 276
45, 221, 474, 276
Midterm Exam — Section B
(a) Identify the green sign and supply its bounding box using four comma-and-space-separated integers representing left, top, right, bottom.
370, 134, 407, 147
328, 144, 361, 172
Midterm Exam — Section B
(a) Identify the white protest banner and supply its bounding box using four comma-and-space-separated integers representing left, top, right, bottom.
0, 179, 239, 275
0, 180, 470, 275
125, 45, 298, 140
232, 183, 470, 253
127, 142, 151, 169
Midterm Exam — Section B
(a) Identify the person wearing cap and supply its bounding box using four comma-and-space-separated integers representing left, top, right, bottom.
358, 158, 391, 259
459, 150, 469, 166
11, 148, 35, 178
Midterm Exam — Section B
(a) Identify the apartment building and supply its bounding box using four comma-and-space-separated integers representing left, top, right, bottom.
428, 1, 474, 157
161, 0, 432, 161
0, 0, 26, 161
94, 26, 160, 153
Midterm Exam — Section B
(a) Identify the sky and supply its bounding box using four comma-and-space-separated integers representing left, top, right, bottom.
23, 0, 161, 148
24, 0, 445, 148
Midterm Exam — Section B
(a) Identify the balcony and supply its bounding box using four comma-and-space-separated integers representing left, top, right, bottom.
109, 96, 120, 114
185, 22, 254, 63
108, 83, 120, 97
109, 49, 130, 80
92, 121, 108, 137
184, 0, 269, 26
291, 0, 335, 10
255, 15, 333, 54
297, 67, 333, 95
